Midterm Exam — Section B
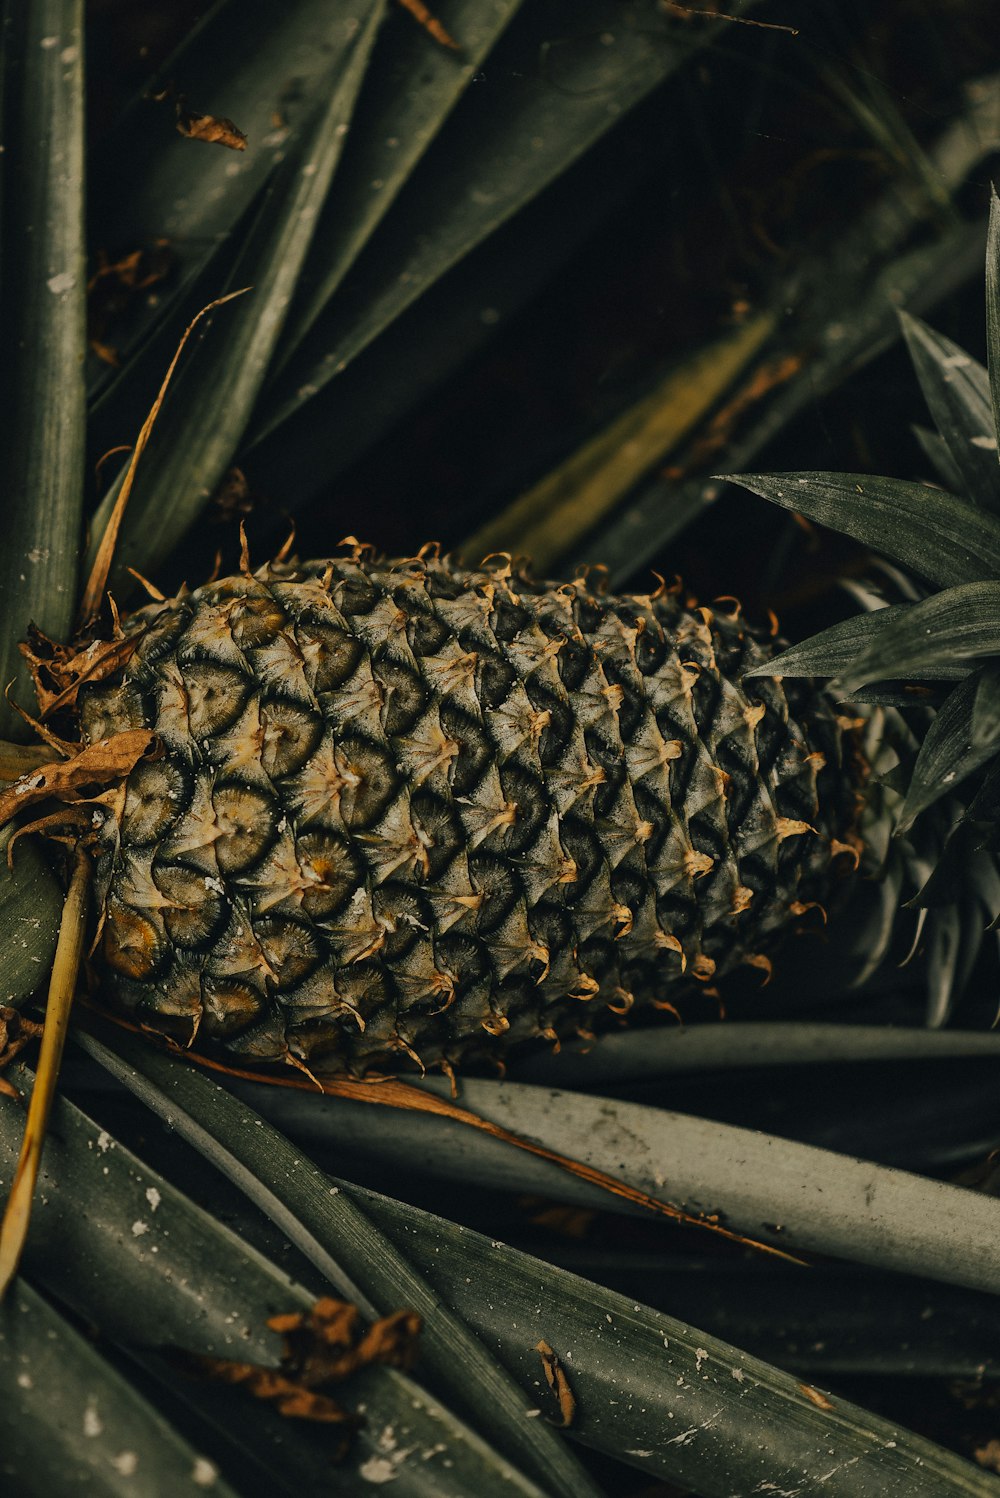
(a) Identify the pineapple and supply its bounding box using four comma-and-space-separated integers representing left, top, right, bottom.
75, 551, 860, 1071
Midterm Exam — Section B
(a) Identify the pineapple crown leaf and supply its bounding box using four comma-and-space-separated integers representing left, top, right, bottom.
719, 470, 1000, 589
897, 307, 1000, 511
832, 580, 1000, 694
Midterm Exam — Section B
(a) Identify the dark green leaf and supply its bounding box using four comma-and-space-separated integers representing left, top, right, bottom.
509, 1021, 1000, 1087
726, 473, 1000, 590
77, 1025, 601, 1498
355, 1185, 999, 1497
255, 0, 736, 444
0, 826, 61, 1009
836, 581, 1000, 692
743, 604, 946, 680
897, 669, 1000, 832
987, 185, 1000, 444
0, 1277, 239, 1496
86, 0, 386, 596
0, 1066, 545, 1497
0, 0, 85, 739
973, 660, 1000, 747
912, 423, 965, 495
276, 0, 525, 367
900, 309, 1000, 511
86, 0, 371, 399
72, 1033, 998, 1497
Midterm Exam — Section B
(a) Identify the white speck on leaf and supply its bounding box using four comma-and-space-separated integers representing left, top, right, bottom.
47, 271, 74, 295
110, 1452, 138, 1476
131, 1220, 149, 1237
192, 1457, 218, 1486
145, 1187, 161, 1212
96, 1131, 112, 1153
83, 1400, 103, 1438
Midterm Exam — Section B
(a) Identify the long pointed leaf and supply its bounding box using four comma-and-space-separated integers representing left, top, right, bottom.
987, 185, 1000, 442
835, 581, 1000, 691
255, 0, 753, 445
743, 603, 941, 680
509, 1021, 1000, 1087
86, 0, 371, 400
728, 472, 1000, 589
276, 0, 525, 367
76, 1024, 602, 1498
354, 1184, 998, 1496
898, 669, 1000, 832
69, 1033, 998, 1496
85, 0, 386, 596
0, 0, 85, 738
0, 825, 61, 1009
899, 309, 1000, 511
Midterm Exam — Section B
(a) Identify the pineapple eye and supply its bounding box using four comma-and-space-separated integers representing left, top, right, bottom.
153, 858, 229, 949
122, 759, 192, 845
222, 588, 288, 649
474, 646, 517, 710
294, 830, 364, 918
468, 852, 521, 935
259, 696, 322, 778
439, 700, 492, 796
180, 657, 252, 738
212, 782, 279, 874
102, 899, 168, 980
253, 915, 321, 989
295, 617, 364, 693
200, 976, 266, 1038
332, 733, 400, 830
373, 653, 427, 736
409, 790, 464, 879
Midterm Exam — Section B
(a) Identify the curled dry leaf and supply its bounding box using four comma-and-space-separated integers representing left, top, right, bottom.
535, 1340, 576, 1428
0, 1007, 44, 1096
0, 730, 157, 829
176, 107, 248, 150
169, 1296, 420, 1444
19, 623, 141, 719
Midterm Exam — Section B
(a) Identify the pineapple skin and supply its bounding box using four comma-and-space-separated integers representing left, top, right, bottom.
79, 553, 861, 1071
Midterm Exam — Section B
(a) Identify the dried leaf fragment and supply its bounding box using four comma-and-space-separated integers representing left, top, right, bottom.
170, 1295, 421, 1446
396, 0, 460, 50
176, 108, 247, 150
0, 730, 157, 828
535, 1339, 576, 1427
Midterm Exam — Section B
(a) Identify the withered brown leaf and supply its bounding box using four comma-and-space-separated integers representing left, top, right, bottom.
176, 109, 247, 150
535, 1339, 576, 1427
169, 1296, 421, 1445
0, 730, 157, 829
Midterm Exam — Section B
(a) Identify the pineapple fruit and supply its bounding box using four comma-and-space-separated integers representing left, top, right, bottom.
75, 551, 861, 1072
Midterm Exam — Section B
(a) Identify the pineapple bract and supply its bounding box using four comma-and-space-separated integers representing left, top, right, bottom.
78, 550, 860, 1071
